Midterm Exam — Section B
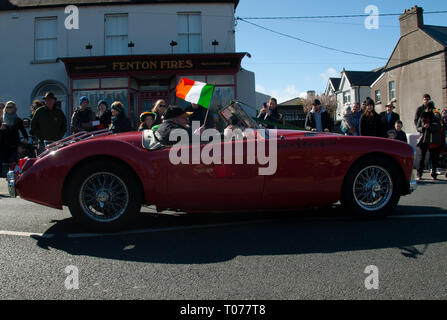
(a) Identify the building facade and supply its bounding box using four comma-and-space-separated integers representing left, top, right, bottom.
0, 0, 256, 131
370, 5, 447, 133
334, 69, 381, 120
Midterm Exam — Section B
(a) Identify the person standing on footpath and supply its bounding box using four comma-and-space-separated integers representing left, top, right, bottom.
0, 101, 29, 176
30, 92, 67, 153
110, 101, 131, 133
304, 99, 333, 132
257, 97, 283, 129
71, 96, 96, 133
379, 102, 400, 137
416, 101, 442, 180
359, 99, 382, 137
414, 94, 431, 128
96, 100, 112, 129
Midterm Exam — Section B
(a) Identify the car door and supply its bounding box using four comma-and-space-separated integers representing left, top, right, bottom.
166, 135, 265, 211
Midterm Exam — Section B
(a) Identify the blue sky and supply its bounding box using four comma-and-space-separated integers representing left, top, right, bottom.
234, 0, 447, 103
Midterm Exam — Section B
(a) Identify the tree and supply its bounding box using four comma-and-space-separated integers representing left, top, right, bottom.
302, 93, 337, 120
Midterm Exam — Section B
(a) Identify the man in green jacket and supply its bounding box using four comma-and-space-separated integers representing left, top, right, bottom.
31, 92, 67, 153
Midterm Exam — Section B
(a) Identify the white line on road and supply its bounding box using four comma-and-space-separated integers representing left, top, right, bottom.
1, 213, 447, 239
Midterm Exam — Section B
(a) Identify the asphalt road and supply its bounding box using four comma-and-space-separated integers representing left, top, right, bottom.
1, 172, 447, 300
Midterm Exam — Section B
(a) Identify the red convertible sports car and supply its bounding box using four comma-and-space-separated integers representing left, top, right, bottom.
7, 103, 416, 231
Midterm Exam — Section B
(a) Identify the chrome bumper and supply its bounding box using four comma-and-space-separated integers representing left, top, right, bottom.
6, 170, 16, 198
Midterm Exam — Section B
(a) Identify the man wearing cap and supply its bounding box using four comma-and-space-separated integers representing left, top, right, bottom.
379, 102, 400, 138
156, 106, 204, 146
305, 99, 333, 133
71, 96, 96, 133
30, 92, 67, 152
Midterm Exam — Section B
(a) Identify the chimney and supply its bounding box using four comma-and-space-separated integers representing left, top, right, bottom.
399, 5, 423, 36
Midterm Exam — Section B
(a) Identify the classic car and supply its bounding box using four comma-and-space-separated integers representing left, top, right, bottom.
7, 103, 417, 231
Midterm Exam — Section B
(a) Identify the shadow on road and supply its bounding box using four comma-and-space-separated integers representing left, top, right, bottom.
31, 204, 447, 264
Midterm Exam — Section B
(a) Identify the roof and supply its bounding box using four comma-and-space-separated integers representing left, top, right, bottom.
0, 0, 239, 11
343, 70, 383, 87
279, 97, 303, 106
421, 25, 447, 48
328, 77, 341, 91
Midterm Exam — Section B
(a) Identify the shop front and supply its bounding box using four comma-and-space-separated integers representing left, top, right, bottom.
60, 53, 246, 130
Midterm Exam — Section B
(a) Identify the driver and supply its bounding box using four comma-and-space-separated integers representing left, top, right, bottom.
156, 106, 204, 145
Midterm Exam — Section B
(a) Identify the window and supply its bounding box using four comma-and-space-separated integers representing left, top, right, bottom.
343, 91, 351, 104
375, 90, 381, 103
389, 81, 395, 100
35, 17, 57, 60
178, 13, 201, 53
105, 14, 128, 55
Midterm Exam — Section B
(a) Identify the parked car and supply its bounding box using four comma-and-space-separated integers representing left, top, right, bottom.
7, 103, 416, 231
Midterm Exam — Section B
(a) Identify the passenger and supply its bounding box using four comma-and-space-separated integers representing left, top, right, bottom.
110, 101, 132, 134
394, 120, 408, 143
71, 96, 96, 133
224, 115, 244, 140
151, 99, 167, 127
138, 112, 157, 131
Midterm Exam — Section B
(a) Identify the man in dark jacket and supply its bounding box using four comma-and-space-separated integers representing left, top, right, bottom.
416, 101, 442, 180
110, 101, 132, 134
305, 99, 333, 132
156, 106, 195, 146
185, 103, 214, 129
257, 98, 283, 129
71, 96, 96, 133
414, 93, 431, 128
379, 102, 400, 137
30, 92, 67, 151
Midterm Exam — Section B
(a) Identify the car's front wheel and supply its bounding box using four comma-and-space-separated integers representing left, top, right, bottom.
341, 156, 401, 219
67, 161, 141, 232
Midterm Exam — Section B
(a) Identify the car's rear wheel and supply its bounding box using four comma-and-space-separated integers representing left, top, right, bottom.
341, 156, 401, 219
67, 161, 141, 232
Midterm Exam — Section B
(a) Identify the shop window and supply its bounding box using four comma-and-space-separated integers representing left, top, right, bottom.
101, 77, 128, 88
207, 75, 234, 85
105, 14, 128, 56
178, 13, 201, 53
73, 79, 100, 89
73, 90, 128, 116
210, 86, 235, 110
35, 17, 57, 60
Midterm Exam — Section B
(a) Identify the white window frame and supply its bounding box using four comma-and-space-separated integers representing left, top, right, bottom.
343, 91, 351, 104
104, 14, 129, 56
375, 89, 381, 103
34, 17, 58, 61
389, 81, 396, 100
177, 12, 202, 53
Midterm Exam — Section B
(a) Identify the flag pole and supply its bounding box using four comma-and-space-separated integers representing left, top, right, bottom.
202, 82, 215, 128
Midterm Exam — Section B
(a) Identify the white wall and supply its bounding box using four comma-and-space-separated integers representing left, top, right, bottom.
237, 69, 256, 118
0, 3, 237, 119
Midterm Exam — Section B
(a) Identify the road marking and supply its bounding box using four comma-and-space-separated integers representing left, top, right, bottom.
388, 214, 447, 219
0, 230, 54, 238
2, 213, 447, 239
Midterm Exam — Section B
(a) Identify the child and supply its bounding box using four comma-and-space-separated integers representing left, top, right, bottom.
394, 120, 408, 143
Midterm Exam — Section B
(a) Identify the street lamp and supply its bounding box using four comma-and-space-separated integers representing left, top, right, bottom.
128, 41, 135, 55
212, 40, 219, 54
170, 40, 178, 54
85, 42, 93, 56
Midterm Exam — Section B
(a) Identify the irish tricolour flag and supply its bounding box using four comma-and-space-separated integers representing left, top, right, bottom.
176, 78, 215, 109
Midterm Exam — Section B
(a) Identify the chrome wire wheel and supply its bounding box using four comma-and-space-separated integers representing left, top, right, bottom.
353, 165, 393, 212
79, 172, 129, 222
